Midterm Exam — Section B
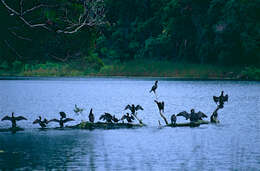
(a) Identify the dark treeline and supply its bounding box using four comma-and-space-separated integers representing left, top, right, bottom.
0, 0, 260, 72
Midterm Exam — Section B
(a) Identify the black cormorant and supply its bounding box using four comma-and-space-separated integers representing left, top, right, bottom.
124, 104, 144, 114
1, 112, 27, 128
170, 114, 177, 125
154, 100, 164, 113
213, 91, 228, 108
177, 109, 207, 122
99, 113, 113, 123
150, 80, 158, 94
33, 116, 48, 128
88, 108, 95, 123
48, 112, 74, 128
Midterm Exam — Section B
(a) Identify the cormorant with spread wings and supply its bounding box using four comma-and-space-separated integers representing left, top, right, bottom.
33, 116, 48, 128
124, 104, 144, 114
177, 109, 207, 122
48, 112, 74, 128
154, 100, 164, 113
1, 112, 27, 128
99, 113, 113, 123
213, 91, 228, 108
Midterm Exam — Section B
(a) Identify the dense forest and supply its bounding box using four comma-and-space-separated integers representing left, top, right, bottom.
0, 0, 259, 77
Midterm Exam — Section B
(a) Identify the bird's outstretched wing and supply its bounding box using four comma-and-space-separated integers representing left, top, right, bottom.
135, 105, 144, 111
124, 105, 131, 110
223, 94, 228, 102
99, 114, 105, 121
213, 96, 219, 103
15, 116, 27, 121
1, 116, 12, 121
59, 112, 66, 118
63, 118, 74, 123
197, 111, 207, 118
43, 119, 48, 124
177, 111, 190, 120
47, 119, 60, 123
33, 119, 40, 124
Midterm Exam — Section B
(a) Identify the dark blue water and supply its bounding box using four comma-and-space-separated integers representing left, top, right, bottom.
0, 77, 260, 170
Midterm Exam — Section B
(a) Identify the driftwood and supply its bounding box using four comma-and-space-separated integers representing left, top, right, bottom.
69, 122, 145, 130
159, 111, 169, 125
167, 120, 209, 127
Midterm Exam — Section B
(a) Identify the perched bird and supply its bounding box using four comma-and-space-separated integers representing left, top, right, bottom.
112, 115, 119, 123
59, 111, 66, 119
121, 113, 135, 123
150, 80, 158, 94
170, 114, 177, 125
154, 100, 164, 113
1, 112, 27, 128
48, 112, 74, 128
177, 109, 207, 122
213, 91, 228, 108
124, 104, 144, 114
99, 113, 113, 123
74, 104, 84, 114
88, 108, 95, 123
33, 116, 48, 128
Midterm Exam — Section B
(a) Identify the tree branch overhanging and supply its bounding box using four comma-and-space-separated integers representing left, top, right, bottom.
0, 0, 105, 34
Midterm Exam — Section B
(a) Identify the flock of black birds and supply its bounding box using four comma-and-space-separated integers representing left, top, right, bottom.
1, 81, 228, 130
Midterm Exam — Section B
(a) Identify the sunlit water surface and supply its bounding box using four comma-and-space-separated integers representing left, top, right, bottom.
0, 77, 260, 170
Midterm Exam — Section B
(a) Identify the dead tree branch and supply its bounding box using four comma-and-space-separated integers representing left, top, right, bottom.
0, 0, 105, 34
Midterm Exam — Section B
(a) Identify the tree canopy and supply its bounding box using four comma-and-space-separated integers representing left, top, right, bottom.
0, 0, 259, 71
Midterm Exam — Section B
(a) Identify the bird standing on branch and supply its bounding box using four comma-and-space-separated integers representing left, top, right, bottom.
124, 104, 144, 124
48, 112, 74, 128
154, 100, 164, 113
88, 108, 95, 123
213, 91, 228, 108
150, 80, 158, 94
99, 113, 113, 123
33, 116, 48, 128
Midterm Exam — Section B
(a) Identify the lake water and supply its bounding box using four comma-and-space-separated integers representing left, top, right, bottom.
0, 77, 260, 170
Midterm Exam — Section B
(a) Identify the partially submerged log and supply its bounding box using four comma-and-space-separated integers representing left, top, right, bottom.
69, 122, 146, 130
166, 120, 209, 127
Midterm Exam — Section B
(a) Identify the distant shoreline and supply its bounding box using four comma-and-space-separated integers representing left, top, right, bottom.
0, 75, 258, 81
0, 60, 259, 80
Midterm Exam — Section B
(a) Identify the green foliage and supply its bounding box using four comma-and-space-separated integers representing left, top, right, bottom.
96, 0, 260, 66
12, 60, 23, 72
0, 0, 259, 77
240, 67, 260, 80
84, 52, 104, 71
